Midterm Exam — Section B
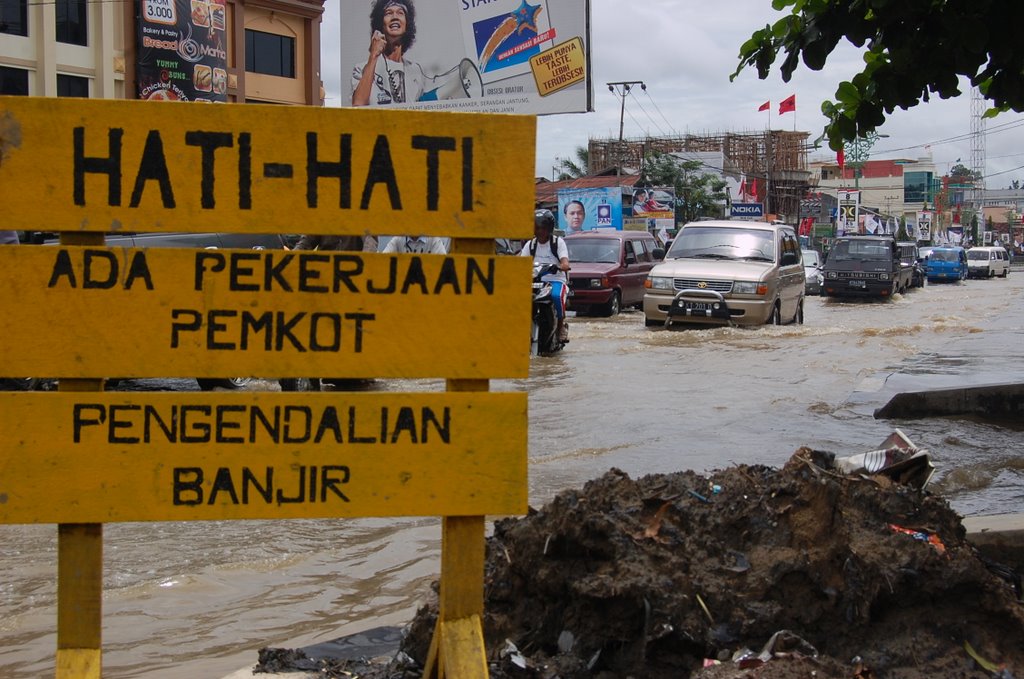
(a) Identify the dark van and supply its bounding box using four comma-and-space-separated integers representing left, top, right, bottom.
565, 230, 663, 316
822, 235, 912, 298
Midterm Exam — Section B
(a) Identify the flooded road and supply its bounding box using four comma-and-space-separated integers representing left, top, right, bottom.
2, 273, 1023, 677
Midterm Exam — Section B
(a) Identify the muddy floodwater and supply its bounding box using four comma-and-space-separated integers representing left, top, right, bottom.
2, 273, 1023, 677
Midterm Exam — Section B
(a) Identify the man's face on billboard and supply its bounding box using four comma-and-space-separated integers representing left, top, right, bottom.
383, 4, 407, 38
566, 203, 585, 229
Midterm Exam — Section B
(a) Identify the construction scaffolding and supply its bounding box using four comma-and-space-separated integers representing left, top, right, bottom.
588, 130, 813, 221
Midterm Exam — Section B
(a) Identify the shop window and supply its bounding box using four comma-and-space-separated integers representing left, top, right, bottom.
0, 66, 28, 95
245, 29, 295, 78
56, 0, 87, 46
0, 0, 27, 36
0, 0, 26, 36
57, 74, 89, 98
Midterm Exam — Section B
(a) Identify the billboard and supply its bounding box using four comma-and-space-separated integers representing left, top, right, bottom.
340, 0, 592, 115
556, 187, 621, 233
136, 0, 228, 102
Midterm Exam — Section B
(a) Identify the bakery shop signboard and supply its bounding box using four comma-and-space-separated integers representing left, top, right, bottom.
137, 0, 228, 102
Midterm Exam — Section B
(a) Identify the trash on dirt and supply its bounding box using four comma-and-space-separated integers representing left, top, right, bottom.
888, 523, 947, 555
830, 428, 935, 489
373, 444, 1024, 678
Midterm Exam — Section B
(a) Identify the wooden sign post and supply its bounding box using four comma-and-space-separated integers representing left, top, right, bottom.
0, 96, 535, 678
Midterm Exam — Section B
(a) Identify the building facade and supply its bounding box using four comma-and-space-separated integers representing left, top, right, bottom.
0, 0, 324, 104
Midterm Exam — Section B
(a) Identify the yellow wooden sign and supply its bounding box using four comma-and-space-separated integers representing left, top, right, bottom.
0, 391, 527, 524
0, 96, 535, 237
0, 246, 531, 379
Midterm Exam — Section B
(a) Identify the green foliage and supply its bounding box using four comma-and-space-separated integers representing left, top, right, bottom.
893, 214, 911, 241
949, 163, 983, 184
556, 146, 589, 180
639, 153, 728, 224
732, 1, 1024, 150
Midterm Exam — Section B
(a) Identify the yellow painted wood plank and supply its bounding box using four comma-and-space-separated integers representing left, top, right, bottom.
439, 616, 489, 679
423, 619, 442, 679
55, 648, 101, 679
0, 247, 531, 379
441, 516, 486, 621
0, 96, 535, 238
0, 392, 527, 524
57, 525, 103, 678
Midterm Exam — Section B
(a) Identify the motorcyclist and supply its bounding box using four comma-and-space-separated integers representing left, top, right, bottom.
521, 209, 570, 342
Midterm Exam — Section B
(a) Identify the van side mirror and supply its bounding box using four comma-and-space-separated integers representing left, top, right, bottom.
625, 252, 637, 265
652, 247, 665, 261
781, 251, 799, 266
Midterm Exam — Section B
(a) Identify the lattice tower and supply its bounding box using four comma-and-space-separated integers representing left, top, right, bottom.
970, 85, 986, 206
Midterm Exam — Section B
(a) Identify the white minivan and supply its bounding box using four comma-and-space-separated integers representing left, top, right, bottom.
966, 246, 1010, 279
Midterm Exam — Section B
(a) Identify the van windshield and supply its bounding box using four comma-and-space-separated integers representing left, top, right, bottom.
930, 250, 960, 262
565, 238, 621, 263
967, 250, 991, 261
668, 226, 774, 262
829, 240, 892, 261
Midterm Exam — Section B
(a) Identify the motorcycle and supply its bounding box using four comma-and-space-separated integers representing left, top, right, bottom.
531, 262, 568, 356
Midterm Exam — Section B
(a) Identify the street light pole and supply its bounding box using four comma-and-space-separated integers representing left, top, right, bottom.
844, 132, 888, 232
607, 81, 645, 176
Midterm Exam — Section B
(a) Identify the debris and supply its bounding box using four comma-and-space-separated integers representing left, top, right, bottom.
381, 455, 1024, 678
888, 523, 947, 555
832, 428, 936, 489
330, 440, 1024, 678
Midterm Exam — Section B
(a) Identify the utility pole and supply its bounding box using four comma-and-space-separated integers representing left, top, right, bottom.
607, 81, 645, 176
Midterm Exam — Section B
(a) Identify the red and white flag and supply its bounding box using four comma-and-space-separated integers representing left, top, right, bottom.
757, 100, 770, 112
779, 94, 796, 114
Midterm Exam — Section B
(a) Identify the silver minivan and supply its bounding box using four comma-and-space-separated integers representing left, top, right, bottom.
966, 246, 1010, 278
643, 221, 805, 327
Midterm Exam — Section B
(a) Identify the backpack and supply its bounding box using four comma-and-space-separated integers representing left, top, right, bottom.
529, 235, 560, 259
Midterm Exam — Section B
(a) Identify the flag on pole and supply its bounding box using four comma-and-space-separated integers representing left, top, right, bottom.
758, 100, 770, 112
779, 94, 796, 114
738, 178, 747, 199
836, 147, 845, 171
749, 178, 759, 199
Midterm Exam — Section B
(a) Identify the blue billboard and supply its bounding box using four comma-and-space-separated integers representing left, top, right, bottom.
556, 187, 623, 233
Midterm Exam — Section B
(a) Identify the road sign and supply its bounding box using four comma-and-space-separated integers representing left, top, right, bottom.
0, 96, 535, 237
0, 246, 531, 379
0, 391, 527, 524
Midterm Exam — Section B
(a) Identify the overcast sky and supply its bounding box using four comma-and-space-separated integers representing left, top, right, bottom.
320, 1, 1024, 190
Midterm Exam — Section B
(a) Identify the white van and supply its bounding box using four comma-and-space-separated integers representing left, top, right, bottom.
966, 246, 1010, 278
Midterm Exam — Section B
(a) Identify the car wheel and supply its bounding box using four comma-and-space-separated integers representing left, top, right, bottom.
603, 291, 621, 317
280, 378, 320, 392
795, 299, 804, 325
768, 303, 781, 325
197, 377, 251, 391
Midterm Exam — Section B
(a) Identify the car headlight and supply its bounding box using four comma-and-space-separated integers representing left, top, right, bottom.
588, 278, 603, 288
826, 271, 837, 279
732, 281, 761, 294
879, 273, 890, 280
648, 276, 673, 290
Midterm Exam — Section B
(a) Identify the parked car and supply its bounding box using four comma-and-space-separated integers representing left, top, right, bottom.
565, 230, 663, 316
821, 234, 912, 298
42, 231, 290, 390
966, 246, 1010, 278
924, 246, 968, 283
802, 249, 823, 295
643, 220, 804, 327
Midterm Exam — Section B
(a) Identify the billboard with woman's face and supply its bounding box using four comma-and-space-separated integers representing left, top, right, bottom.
340, 0, 592, 114
136, 0, 229, 102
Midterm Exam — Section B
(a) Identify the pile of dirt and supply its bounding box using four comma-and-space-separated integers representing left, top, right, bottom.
392, 448, 1023, 678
